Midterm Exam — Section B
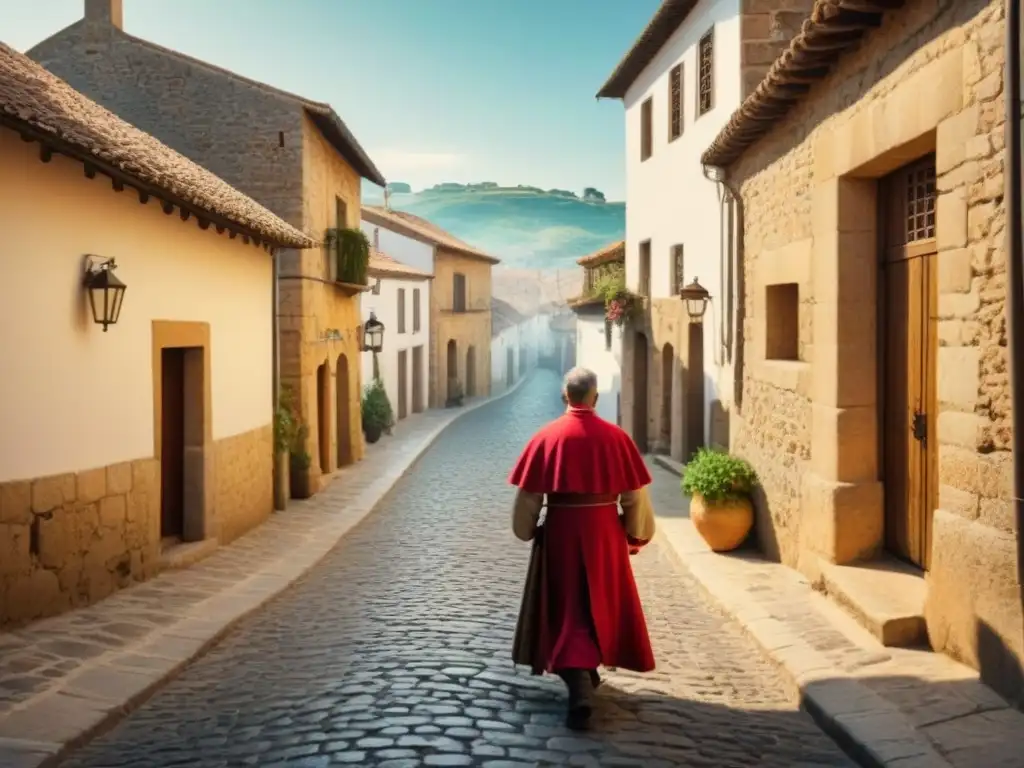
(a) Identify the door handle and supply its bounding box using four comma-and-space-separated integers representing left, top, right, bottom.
912, 411, 927, 443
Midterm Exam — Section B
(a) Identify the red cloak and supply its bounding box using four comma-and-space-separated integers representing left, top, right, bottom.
509, 406, 655, 674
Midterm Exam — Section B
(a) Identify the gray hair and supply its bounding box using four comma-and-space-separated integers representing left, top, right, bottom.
563, 367, 598, 405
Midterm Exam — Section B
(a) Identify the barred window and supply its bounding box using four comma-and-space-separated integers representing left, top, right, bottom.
698, 28, 714, 117
671, 244, 685, 294
640, 98, 653, 161
669, 64, 683, 140
905, 161, 936, 242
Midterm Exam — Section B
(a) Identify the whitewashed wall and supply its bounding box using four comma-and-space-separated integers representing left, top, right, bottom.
360, 276, 430, 421
490, 314, 551, 393
576, 314, 624, 424
623, 0, 742, 436
360, 218, 434, 274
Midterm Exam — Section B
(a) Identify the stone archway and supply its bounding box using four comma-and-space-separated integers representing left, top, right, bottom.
316, 361, 332, 474
446, 339, 458, 403
335, 354, 352, 467
660, 343, 674, 454
466, 346, 477, 397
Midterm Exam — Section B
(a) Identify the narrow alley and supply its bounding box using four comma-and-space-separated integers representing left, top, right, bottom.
57, 370, 852, 768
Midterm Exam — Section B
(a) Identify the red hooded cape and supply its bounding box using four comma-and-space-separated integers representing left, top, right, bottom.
509, 407, 655, 674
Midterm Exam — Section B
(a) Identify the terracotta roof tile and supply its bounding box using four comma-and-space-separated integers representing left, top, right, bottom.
577, 240, 625, 267
367, 250, 432, 280
702, 0, 900, 168
597, 0, 700, 100
0, 41, 314, 249
362, 206, 501, 264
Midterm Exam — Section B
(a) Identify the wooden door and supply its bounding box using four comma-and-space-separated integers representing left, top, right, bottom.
686, 322, 706, 459
412, 346, 424, 413
397, 350, 408, 420
881, 156, 938, 569
160, 348, 186, 541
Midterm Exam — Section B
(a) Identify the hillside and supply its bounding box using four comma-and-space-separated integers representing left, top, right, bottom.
362, 183, 624, 272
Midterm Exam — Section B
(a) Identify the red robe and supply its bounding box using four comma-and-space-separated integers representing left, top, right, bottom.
509, 406, 655, 674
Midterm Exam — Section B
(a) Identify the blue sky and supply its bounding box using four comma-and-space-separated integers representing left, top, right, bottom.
5, 0, 659, 201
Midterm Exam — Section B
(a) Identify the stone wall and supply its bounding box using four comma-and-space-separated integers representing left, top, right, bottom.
728, 0, 1019, 688
0, 458, 160, 628
213, 424, 274, 545
740, 0, 816, 98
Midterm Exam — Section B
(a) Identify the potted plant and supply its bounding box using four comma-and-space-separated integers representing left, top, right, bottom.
273, 386, 298, 510
682, 449, 758, 552
594, 272, 641, 327
361, 378, 393, 444
445, 378, 464, 408
289, 423, 313, 500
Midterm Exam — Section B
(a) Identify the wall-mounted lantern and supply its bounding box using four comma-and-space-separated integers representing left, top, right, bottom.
83, 255, 127, 332
679, 276, 710, 321
363, 312, 385, 353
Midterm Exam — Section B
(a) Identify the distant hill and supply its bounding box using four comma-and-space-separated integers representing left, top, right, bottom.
363, 183, 624, 271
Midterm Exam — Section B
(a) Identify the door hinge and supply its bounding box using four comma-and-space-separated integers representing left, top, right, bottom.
912, 411, 927, 443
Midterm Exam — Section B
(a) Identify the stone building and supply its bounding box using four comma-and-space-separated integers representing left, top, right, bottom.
0, 42, 312, 626
568, 241, 627, 425
596, 0, 814, 462
361, 207, 499, 407
29, 0, 387, 498
701, 0, 1021, 694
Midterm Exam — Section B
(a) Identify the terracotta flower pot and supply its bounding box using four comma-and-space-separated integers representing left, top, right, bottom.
690, 492, 753, 552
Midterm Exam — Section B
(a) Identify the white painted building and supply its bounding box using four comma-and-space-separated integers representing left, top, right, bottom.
596, 1, 807, 454
359, 248, 432, 422
490, 298, 548, 394
569, 242, 626, 425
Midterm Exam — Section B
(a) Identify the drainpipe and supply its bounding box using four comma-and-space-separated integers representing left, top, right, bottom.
1005, 0, 1024, 604
702, 164, 745, 412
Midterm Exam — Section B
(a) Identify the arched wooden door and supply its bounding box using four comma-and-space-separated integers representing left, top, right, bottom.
336, 354, 352, 466
660, 343, 674, 453
466, 346, 477, 396
317, 362, 332, 473
633, 332, 649, 452
446, 339, 458, 402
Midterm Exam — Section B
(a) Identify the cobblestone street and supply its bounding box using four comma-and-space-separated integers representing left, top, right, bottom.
58, 370, 853, 768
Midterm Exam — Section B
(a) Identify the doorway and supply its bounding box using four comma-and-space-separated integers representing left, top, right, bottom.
335, 354, 352, 466
685, 323, 705, 458
519, 346, 526, 376
881, 155, 938, 570
660, 343, 674, 454
317, 362, 331, 474
466, 346, 477, 396
632, 332, 649, 451
160, 348, 186, 542
506, 348, 515, 387
446, 339, 458, 402
397, 349, 408, 420
412, 345, 424, 413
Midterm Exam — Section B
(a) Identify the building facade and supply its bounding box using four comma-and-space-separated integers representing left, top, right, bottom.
569, 241, 626, 425
360, 251, 432, 422
361, 207, 499, 407
597, 0, 813, 459
490, 298, 545, 394
702, 0, 1020, 698
0, 42, 311, 627
29, 0, 387, 497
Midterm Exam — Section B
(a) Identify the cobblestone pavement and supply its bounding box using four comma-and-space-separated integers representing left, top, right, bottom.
58, 370, 854, 768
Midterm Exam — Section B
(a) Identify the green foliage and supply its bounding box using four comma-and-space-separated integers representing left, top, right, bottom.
682, 449, 758, 503
592, 268, 640, 327
273, 385, 299, 455
289, 423, 311, 471
324, 227, 370, 285
361, 377, 394, 430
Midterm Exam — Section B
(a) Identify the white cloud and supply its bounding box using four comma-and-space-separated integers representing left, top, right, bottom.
369, 150, 468, 174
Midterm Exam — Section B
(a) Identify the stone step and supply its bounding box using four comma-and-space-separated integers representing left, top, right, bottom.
159, 537, 218, 572
819, 557, 928, 648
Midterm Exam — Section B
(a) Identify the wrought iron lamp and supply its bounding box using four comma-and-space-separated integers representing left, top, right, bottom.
679, 277, 710, 321
83, 255, 127, 332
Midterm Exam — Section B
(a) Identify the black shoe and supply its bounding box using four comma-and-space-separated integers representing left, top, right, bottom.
560, 669, 595, 731
590, 669, 602, 690
565, 703, 592, 731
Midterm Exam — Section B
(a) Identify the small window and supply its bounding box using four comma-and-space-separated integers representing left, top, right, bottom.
698, 28, 715, 117
765, 283, 799, 361
638, 241, 651, 297
669, 64, 683, 141
453, 273, 467, 312
670, 244, 684, 294
397, 288, 406, 333
413, 288, 421, 332
640, 98, 653, 161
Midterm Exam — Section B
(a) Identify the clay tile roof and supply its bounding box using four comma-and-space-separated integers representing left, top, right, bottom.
577, 240, 625, 267
701, 0, 901, 168
0, 41, 314, 249
596, 0, 700, 100
361, 206, 501, 264
101, 29, 386, 188
367, 250, 433, 281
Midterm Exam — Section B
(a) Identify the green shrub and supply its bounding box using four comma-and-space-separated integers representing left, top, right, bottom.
682, 449, 758, 502
361, 377, 394, 430
290, 423, 311, 470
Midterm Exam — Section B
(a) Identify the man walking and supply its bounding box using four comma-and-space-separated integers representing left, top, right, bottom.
508, 367, 656, 730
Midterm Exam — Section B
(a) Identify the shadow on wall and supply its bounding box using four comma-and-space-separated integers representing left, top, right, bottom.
977, 619, 1024, 708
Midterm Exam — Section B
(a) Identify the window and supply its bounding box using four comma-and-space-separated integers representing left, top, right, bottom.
413, 288, 421, 332
905, 161, 936, 242
669, 64, 683, 141
670, 244, 684, 294
328, 196, 348, 281
765, 283, 799, 361
397, 288, 406, 333
453, 273, 467, 312
698, 28, 715, 117
638, 241, 651, 297
640, 98, 653, 161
